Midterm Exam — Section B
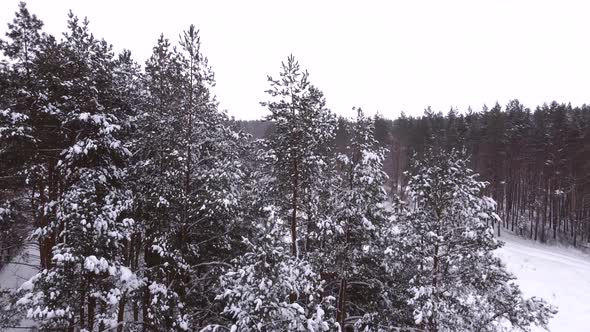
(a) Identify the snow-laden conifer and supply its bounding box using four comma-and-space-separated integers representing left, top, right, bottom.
386, 149, 556, 331
320, 108, 392, 330
130, 26, 248, 330
260, 55, 337, 256
14, 12, 140, 331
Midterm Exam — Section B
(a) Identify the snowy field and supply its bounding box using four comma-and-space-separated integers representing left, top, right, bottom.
496, 232, 590, 332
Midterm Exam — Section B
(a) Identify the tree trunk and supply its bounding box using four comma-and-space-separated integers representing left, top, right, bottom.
88, 295, 96, 331
291, 150, 299, 257
336, 278, 347, 328
142, 287, 150, 332
117, 292, 127, 332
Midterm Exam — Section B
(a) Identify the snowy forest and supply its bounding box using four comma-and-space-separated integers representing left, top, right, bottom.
3, 2, 590, 332
242, 100, 590, 246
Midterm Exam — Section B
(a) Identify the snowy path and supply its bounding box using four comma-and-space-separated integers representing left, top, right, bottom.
0, 243, 38, 332
496, 232, 590, 332
0, 243, 38, 288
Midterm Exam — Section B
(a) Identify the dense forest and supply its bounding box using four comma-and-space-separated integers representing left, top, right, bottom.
389, 104, 590, 245
240, 102, 590, 247
3, 2, 586, 332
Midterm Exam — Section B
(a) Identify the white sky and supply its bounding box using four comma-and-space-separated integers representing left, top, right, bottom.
1, 0, 590, 120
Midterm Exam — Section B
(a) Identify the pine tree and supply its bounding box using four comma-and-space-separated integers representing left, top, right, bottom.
325, 108, 392, 329
210, 152, 337, 330
131, 26, 248, 330
210, 56, 339, 331
0, 1, 46, 267
14, 11, 140, 331
260, 55, 337, 257
388, 149, 556, 332
212, 236, 336, 332
130, 32, 188, 331
176, 26, 249, 328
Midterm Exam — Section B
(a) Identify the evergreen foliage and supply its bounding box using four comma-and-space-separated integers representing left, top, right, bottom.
386, 149, 556, 331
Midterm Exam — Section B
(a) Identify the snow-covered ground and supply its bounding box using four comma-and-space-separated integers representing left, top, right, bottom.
0, 242, 38, 331
0, 243, 38, 289
496, 232, 590, 332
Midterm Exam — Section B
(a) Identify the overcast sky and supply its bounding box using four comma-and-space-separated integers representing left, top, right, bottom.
2, 0, 589, 120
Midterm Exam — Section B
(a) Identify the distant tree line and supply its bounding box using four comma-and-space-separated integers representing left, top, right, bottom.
371, 103, 590, 247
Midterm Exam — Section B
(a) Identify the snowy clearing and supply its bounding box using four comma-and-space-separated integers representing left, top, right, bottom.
496, 232, 590, 332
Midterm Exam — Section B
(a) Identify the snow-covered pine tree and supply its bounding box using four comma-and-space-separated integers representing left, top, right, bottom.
260, 55, 337, 257
14, 11, 140, 331
0, 2, 37, 159
1, 5, 62, 328
210, 140, 338, 330
209, 56, 339, 331
0, 1, 46, 268
0, 82, 30, 271
174, 25, 247, 328
130, 33, 188, 331
131, 26, 248, 330
111, 49, 144, 332
323, 108, 392, 330
386, 149, 556, 332
211, 234, 336, 332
